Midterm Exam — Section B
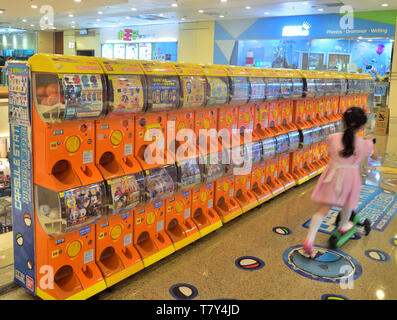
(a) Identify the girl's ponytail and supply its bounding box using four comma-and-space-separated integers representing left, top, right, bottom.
339, 107, 368, 158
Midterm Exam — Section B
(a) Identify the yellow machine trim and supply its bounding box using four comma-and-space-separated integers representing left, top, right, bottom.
200, 64, 229, 77
220, 208, 243, 224
96, 58, 145, 75
28, 53, 103, 74
222, 65, 250, 77
139, 61, 177, 75
198, 220, 223, 238
245, 67, 265, 77
241, 201, 260, 214
142, 245, 175, 268
104, 261, 145, 288
36, 280, 107, 300
173, 232, 201, 251
173, 62, 205, 76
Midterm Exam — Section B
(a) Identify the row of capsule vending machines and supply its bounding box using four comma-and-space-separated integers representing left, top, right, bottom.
7, 54, 374, 300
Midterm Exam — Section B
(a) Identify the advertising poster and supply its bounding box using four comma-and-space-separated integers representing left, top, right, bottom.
8, 63, 36, 294
110, 75, 145, 114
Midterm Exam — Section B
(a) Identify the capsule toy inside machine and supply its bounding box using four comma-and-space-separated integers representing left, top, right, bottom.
132, 60, 180, 267
15, 54, 109, 299
94, 58, 146, 287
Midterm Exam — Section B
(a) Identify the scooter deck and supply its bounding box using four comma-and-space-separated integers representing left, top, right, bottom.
329, 213, 361, 248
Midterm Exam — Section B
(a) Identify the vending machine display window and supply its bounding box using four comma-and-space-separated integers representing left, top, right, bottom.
144, 165, 177, 201
275, 134, 289, 155
180, 76, 207, 109
262, 137, 276, 160
206, 76, 229, 106
287, 131, 300, 153
291, 78, 304, 99
265, 78, 281, 100
305, 78, 317, 98
301, 128, 313, 146
33, 73, 105, 123
35, 183, 105, 236
177, 158, 202, 190
311, 126, 323, 144
201, 151, 228, 182
314, 78, 327, 97
247, 141, 263, 164
106, 172, 145, 215
280, 77, 293, 100
108, 74, 146, 114
229, 77, 250, 105
146, 76, 180, 112
249, 77, 266, 104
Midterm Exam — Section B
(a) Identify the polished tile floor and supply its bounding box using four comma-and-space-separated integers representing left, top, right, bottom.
0, 118, 396, 300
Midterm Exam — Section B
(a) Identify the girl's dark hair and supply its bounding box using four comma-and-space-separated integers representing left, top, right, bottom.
339, 107, 368, 158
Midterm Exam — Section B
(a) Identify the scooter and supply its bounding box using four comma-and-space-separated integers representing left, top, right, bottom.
328, 211, 371, 249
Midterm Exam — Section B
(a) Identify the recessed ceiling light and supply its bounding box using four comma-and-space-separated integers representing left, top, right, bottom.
72, 21, 75, 24
74, 0, 82, 2
126, 16, 131, 19
69, 14, 74, 18
381, 3, 389, 7
318, 8, 324, 11
159, 13, 164, 16
0, 10, 4, 14
22, 19, 27, 22
30, 24, 35, 27
221, 0, 227, 2
131, 7, 137, 11
358, 36, 363, 39
172, 3, 178, 7
303, 1, 309, 4
94, 24, 98, 27
31, 5, 38, 9
98, 11, 103, 14
245, 6, 251, 10
264, 11, 270, 15
219, 15, 224, 18
198, 10, 204, 13
181, 18, 185, 21
96, 19, 101, 22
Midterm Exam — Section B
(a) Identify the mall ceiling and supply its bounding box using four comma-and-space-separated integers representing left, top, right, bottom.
0, 0, 396, 31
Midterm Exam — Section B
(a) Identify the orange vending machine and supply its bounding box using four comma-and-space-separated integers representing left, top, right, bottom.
132, 61, 180, 267
94, 58, 146, 287
22, 54, 108, 299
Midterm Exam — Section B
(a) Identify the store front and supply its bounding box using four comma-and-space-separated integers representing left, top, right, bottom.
214, 13, 395, 79
100, 23, 178, 61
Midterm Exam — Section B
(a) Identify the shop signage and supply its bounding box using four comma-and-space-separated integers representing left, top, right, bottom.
118, 29, 140, 42
282, 22, 311, 37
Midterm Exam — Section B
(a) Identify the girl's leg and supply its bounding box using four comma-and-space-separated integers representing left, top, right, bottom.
338, 206, 354, 233
303, 204, 331, 256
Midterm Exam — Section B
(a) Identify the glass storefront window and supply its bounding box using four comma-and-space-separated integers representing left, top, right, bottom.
236, 37, 393, 81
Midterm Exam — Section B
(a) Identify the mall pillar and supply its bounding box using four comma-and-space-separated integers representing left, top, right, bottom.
178, 21, 214, 64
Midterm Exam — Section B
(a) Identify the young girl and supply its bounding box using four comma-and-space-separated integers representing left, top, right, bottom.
303, 106, 378, 257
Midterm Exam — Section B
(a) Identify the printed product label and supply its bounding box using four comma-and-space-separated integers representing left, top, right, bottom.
84, 249, 94, 264
124, 233, 132, 247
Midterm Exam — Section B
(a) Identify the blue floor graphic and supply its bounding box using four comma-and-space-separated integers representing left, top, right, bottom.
303, 185, 397, 234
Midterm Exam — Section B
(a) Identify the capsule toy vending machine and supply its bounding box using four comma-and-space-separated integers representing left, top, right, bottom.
94, 58, 146, 287
276, 69, 301, 133
360, 74, 375, 114
263, 69, 284, 136
223, 66, 253, 138
167, 63, 204, 163
9, 54, 109, 300
223, 66, 258, 213
274, 133, 296, 191
174, 63, 223, 238
132, 61, 180, 267
252, 69, 274, 140
313, 71, 329, 125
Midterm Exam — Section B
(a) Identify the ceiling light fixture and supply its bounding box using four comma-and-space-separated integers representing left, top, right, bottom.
126, 16, 131, 19
69, 14, 74, 18
22, 19, 27, 22
30, 24, 35, 27
96, 18, 101, 22
245, 6, 251, 10
264, 11, 270, 15
31, 5, 38, 9
74, 0, 82, 3
131, 7, 137, 11
172, 3, 178, 7
98, 11, 103, 14
381, 3, 389, 7
0, 10, 4, 14
198, 10, 204, 13
318, 8, 324, 11
221, 0, 227, 2
219, 15, 224, 18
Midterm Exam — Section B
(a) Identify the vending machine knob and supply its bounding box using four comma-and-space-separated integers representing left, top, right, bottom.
110, 130, 123, 146
67, 240, 82, 258
110, 225, 123, 240
65, 136, 81, 153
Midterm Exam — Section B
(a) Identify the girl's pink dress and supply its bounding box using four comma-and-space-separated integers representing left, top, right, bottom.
311, 132, 374, 210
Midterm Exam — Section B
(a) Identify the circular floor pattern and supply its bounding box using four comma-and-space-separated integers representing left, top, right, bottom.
169, 283, 198, 300
364, 249, 391, 263
272, 226, 292, 236
283, 245, 362, 283
390, 238, 397, 247
321, 294, 349, 300
235, 256, 265, 271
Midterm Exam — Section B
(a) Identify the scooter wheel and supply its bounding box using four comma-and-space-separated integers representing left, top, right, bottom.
329, 235, 338, 249
364, 219, 371, 236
